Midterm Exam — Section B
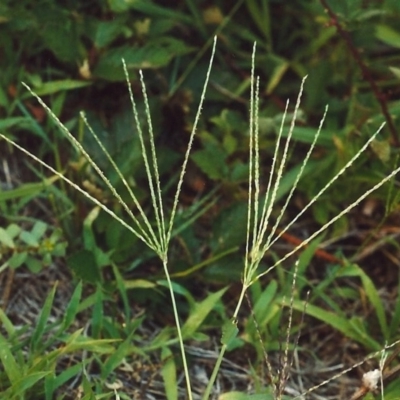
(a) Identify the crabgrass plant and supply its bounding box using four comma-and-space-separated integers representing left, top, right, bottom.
2, 37, 400, 398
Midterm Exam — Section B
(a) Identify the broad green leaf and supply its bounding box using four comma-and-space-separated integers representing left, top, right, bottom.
109, 0, 192, 23
31, 221, 47, 240
67, 250, 101, 283
8, 251, 28, 269
40, 9, 81, 62
6, 224, 21, 239
25, 256, 43, 273
94, 39, 193, 81
0, 227, 14, 248
94, 18, 126, 48
191, 143, 228, 180
20, 230, 39, 246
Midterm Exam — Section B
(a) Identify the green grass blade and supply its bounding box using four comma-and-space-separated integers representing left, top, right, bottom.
8, 371, 51, 398
181, 287, 227, 339
101, 334, 141, 379
30, 283, 58, 353
161, 346, 178, 400
283, 298, 381, 350
112, 264, 130, 322
0, 175, 59, 202
91, 285, 104, 339
0, 332, 21, 384
45, 360, 90, 400
336, 263, 389, 338
0, 308, 16, 336
61, 280, 83, 331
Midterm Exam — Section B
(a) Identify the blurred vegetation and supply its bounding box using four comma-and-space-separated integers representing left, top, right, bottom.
1, 0, 400, 398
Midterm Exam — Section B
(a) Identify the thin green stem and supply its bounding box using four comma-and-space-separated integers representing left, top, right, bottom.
162, 257, 193, 400
202, 284, 248, 400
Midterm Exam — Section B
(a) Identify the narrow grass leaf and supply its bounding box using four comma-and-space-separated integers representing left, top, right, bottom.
101, 334, 138, 379
123, 279, 156, 289
112, 264, 130, 321
8, 371, 51, 398
218, 391, 281, 400
389, 274, 400, 338
29, 80, 91, 96
30, 283, 57, 353
63, 337, 117, 354
181, 287, 227, 338
61, 280, 83, 331
0, 116, 32, 130
252, 280, 278, 326
91, 285, 104, 339
161, 346, 178, 400
45, 360, 90, 400
157, 279, 195, 307
284, 299, 381, 350
0, 176, 59, 201
0, 332, 21, 383
291, 236, 324, 293
0, 308, 15, 335
80, 374, 95, 399
336, 264, 389, 338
